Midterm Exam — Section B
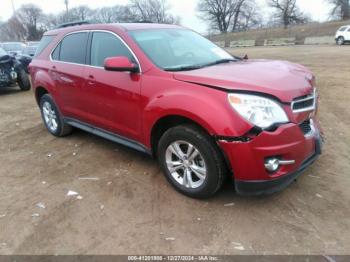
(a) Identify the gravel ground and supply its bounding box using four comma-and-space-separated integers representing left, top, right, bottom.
0, 45, 349, 255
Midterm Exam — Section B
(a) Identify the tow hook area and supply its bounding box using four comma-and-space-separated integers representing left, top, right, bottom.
10, 70, 17, 80
215, 135, 251, 143
215, 127, 262, 143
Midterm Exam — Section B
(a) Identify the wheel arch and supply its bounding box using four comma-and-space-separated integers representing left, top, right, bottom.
150, 114, 233, 183
35, 86, 49, 105
150, 115, 213, 156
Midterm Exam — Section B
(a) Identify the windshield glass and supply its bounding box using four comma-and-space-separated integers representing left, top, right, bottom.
129, 29, 234, 71
0, 48, 7, 56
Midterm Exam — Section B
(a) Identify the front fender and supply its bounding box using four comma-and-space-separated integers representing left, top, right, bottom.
141, 84, 253, 147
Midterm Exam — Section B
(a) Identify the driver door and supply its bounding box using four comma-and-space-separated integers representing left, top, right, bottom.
82, 31, 142, 141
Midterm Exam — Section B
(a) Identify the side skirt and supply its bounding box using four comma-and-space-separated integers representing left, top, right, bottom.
64, 117, 152, 156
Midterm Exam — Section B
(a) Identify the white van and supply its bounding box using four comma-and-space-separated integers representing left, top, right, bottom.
335, 25, 350, 45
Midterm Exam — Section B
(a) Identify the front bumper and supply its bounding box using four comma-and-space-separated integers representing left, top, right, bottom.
219, 118, 323, 196
0, 72, 17, 87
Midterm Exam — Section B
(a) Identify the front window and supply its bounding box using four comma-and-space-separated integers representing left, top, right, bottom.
129, 29, 235, 71
90, 32, 135, 67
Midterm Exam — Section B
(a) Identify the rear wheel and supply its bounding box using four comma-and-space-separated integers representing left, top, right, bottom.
40, 94, 72, 137
17, 69, 31, 91
337, 36, 345, 45
157, 124, 226, 198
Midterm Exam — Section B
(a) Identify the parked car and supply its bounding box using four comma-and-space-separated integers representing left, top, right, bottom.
30, 22, 322, 198
27, 41, 39, 47
0, 42, 26, 56
0, 47, 31, 90
335, 25, 350, 45
23, 45, 38, 57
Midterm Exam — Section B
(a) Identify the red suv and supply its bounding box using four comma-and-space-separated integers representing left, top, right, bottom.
30, 22, 322, 198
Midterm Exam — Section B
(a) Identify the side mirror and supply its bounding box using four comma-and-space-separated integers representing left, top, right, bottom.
104, 56, 139, 73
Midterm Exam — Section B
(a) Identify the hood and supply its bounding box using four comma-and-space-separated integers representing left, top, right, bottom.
173, 59, 314, 103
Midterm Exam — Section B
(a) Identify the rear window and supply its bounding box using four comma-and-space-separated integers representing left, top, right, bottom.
57, 32, 88, 64
339, 26, 348, 32
35, 35, 55, 57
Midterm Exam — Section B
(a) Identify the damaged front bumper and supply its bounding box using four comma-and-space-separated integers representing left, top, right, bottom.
0, 71, 17, 87
218, 118, 323, 196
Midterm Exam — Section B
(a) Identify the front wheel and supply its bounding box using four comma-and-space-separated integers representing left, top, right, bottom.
337, 36, 345, 45
157, 124, 226, 198
17, 69, 31, 91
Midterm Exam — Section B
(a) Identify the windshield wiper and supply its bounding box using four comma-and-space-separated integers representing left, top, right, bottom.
164, 65, 205, 72
164, 58, 237, 72
202, 58, 237, 67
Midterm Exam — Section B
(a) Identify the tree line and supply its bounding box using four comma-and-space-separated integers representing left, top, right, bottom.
0, 0, 349, 41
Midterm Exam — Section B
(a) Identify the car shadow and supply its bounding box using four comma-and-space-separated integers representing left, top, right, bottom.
54, 128, 285, 204
0, 86, 21, 96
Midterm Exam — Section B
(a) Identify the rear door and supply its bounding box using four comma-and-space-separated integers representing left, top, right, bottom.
82, 31, 142, 141
50, 32, 89, 121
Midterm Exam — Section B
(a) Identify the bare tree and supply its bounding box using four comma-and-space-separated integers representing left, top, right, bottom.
237, 3, 262, 31
268, 0, 309, 29
328, 0, 350, 20
129, 0, 180, 24
16, 4, 45, 40
69, 5, 92, 21
92, 6, 134, 23
0, 16, 27, 41
197, 0, 260, 33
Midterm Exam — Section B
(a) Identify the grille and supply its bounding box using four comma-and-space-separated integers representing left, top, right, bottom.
299, 120, 313, 136
291, 89, 316, 113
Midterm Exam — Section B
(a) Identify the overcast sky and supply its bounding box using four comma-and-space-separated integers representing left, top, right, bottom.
0, 0, 332, 33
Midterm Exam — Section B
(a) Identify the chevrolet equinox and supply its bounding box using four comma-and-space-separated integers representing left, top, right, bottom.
30, 22, 323, 198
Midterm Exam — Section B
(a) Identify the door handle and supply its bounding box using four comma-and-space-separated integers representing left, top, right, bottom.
87, 75, 95, 86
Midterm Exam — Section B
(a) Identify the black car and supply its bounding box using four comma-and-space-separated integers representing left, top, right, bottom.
0, 48, 31, 91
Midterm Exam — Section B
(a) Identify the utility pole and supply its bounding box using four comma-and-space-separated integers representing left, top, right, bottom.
64, 0, 69, 16
11, 0, 16, 14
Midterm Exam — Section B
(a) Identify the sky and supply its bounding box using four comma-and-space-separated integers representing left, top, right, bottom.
0, 0, 332, 34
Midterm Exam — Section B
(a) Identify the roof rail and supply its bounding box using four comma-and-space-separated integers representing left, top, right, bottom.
134, 20, 153, 23
55, 21, 90, 29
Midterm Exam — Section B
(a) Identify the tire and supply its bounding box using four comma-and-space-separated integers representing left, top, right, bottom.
39, 94, 72, 137
157, 124, 226, 198
17, 69, 31, 91
337, 36, 345, 46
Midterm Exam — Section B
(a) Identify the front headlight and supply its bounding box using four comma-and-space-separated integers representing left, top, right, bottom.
228, 93, 289, 129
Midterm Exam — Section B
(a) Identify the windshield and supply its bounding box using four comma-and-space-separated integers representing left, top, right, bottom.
2, 43, 25, 52
129, 29, 234, 71
0, 48, 7, 56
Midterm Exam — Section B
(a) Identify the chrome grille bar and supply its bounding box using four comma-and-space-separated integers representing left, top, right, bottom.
291, 88, 316, 113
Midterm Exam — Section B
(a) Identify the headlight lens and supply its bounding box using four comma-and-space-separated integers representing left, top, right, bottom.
228, 93, 289, 129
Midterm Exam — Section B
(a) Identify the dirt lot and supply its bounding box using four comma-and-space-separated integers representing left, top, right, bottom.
0, 45, 349, 255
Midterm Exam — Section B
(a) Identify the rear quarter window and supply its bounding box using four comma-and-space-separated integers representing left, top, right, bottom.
35, 35, 55, 57
58, 32, 88, 64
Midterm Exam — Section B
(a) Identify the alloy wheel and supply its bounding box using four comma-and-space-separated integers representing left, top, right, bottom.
42, 101, 58, 132
165, 140, 207, 189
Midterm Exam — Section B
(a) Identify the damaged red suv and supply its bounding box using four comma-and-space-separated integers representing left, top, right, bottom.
30, 22, 322, 198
